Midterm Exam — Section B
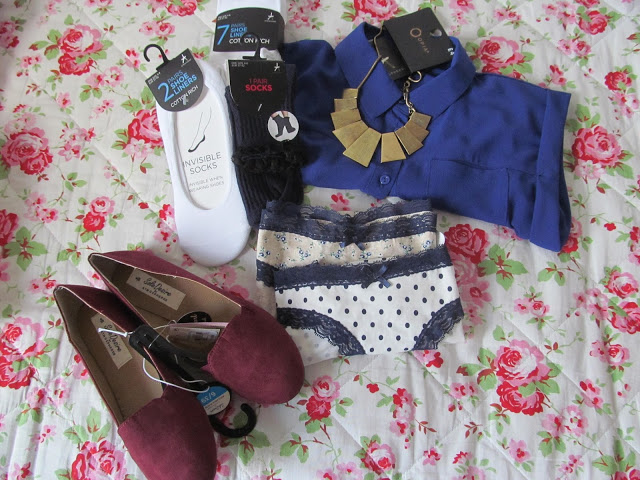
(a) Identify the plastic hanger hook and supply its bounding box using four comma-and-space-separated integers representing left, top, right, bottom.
241, 32, 265, 60
143, 43, 171, 68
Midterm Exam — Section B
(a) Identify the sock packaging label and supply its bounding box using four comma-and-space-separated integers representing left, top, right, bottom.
145, 48, 204, 112
214, 8, 284, 52
228, 58, 287, 113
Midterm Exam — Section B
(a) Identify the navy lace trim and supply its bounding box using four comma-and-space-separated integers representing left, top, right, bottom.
276, 307, 366, 356
259, 210, 437, 244
265, 199, 432, 224
256, 259, 275, 287
271, 246, 452, 290
259, 199, 436, 243
413, 298, 465, 350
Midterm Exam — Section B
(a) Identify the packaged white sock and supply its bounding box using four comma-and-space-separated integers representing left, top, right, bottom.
156, 60, 250, 266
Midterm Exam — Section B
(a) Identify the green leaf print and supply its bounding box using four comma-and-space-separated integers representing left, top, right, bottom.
55, 469, 71, 480
478, 371, 497, 391
458, 363, 484, 376
64, 425, 89, 446
4, 227, 48, 271
297, 444, 309, 463
593, 455, 618, 475
121, 98, 143, 113
479, 245, 528, 290
280, 437, 299, 457
478, 348, 495, 367
238, 439, 255, 465
86, 408, 102, 435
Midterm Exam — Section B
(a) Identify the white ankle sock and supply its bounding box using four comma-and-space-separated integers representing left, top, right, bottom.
156, 60, 249, 266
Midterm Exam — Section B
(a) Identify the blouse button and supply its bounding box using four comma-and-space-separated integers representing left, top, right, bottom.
379, 174, 391, 185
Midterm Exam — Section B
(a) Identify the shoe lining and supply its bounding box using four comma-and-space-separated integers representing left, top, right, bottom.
63, 292, 163, 424
109, 264, 241, 328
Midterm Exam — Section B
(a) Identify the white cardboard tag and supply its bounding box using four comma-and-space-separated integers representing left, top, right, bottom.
126, 270, 186, 310
90, 314, 133, 369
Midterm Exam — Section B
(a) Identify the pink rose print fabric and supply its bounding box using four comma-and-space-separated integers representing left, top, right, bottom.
1, 0, 640, 479
1, 127, 53, 175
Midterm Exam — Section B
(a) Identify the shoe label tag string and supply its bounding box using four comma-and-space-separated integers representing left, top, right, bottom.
197, 385, 231, 415
126, 270, 186, 310
90, 314, 133, 369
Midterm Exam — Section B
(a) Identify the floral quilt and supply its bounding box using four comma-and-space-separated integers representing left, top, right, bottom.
1, 0, 640, 479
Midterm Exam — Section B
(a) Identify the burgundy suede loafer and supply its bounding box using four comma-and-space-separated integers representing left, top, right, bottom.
54, 284, 218, 480
88, 250, 304, 404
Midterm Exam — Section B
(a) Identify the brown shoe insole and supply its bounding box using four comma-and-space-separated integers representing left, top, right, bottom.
108, 264, 241, 329
67, 301, 164, 424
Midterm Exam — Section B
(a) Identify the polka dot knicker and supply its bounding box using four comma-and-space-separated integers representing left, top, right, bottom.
255, 199, 464, 365
273, 248, 464, 365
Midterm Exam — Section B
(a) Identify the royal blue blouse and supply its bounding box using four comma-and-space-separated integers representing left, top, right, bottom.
281, 23, 572, 252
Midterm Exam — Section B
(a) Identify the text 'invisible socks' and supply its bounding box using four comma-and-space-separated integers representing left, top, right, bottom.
156, 60, 249, 266
225, 64, 306, 228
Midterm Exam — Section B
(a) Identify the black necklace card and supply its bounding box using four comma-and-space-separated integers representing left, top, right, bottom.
383, 9, 454, 73
370, 30, 410, 81
214, 8, 284, 52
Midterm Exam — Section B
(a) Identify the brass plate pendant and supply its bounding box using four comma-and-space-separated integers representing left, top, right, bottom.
343, 128, 381, 167
405, 118, 429, 142
330, 77, 431, 166
409, 111, 432, 129
334, 97, 358, 111
381, 132, 406, 163
395, 126, 423, 155
333, 120, 369, 149
331, 109, 361, 130
342, 88, 359, 99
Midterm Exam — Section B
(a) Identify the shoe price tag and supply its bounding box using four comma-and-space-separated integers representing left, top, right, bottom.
178, 311, 212, 323
197, 385, 231, 415
214, 8, 284, 52
228, 59, 287, 113
178, 312, 228, 328
166, 325, 222, 345
383, 8, 454, 73
145, 47, 204, 112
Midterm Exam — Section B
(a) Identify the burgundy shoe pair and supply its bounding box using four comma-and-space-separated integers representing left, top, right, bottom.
54, 250, 304, 480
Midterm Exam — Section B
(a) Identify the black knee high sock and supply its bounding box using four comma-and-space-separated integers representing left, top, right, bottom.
225, 64, 306, 228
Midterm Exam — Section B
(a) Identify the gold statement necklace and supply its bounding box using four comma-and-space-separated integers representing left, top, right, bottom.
330, 31, 432, 167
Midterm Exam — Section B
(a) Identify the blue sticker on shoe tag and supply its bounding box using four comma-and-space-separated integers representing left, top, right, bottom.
197, 385, 231, 415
